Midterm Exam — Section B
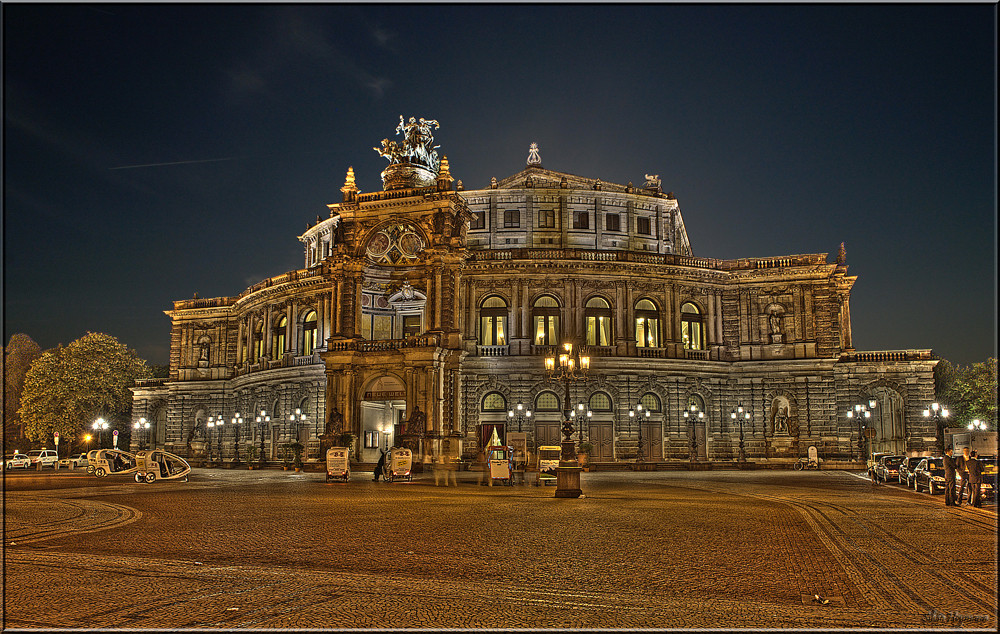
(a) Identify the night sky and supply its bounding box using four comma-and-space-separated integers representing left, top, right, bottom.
4, 4, 996, 368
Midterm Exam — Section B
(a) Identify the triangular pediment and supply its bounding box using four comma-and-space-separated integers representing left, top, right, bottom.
492, 165, 631, 193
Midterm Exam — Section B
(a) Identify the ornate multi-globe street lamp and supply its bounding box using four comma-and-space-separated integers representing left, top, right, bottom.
92, 418, 109, 449
544, 342, 590, 498
132, 417, 151, 451
730, 405, 750, 463
921, 401, 949, 454
231, 412, 244, 465
207, 414, 225, 464
968, 419, 987, 431
628, 400, 650, 464
682, 404, 704, 462
507, 401, 532, 433
256, 410, 270, 468
288, 409, 307, 465
847, 399, 877, 463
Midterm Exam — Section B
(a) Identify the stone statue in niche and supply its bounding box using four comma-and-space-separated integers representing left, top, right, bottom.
771, 397, 791, 435
198, 342, 210, 367
403, 405, 426, 435
767, 306, 784, 344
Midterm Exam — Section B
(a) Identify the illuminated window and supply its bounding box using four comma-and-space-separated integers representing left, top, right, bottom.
479, 296, 508, 346
532, 295, 560, 345
253, 321, 264, 360
482, 392, 507, 412
402, 315, 421, 337
681, 302, 704, 350
585, 297, 613, 346
271, 316, 287, 358
606, 213, 621, 232
589, 392, 612, 411
634, 299, 660, 348
503, 210, 519, 228
302, 311, 318, 355
535, 391, 561, 411
640, 393, 661, 412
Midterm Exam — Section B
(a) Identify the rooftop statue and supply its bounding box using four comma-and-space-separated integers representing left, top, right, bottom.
373, 116, 441, 172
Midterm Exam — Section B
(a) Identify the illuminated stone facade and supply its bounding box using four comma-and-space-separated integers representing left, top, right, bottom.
131, 123, 940, 466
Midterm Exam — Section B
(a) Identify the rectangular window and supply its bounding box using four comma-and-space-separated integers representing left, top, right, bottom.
402, 315, 421, 337
573, 211, 589, 229
637, 217, 651, 235
470, 212, 485, 230
538, 209, 555, 228
606, 213, 621, 232
504, 209, 519, 228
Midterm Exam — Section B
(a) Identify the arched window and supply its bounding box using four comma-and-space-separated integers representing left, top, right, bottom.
635, 299, 660, 348
482, 392, 507, 411
272, 316, 287, 358
532, 295, 560, 345
302, 310, 318, 355
253, 320, 264, 360
640, 393, 661, 412
585, 297, 613, 346
535, 391, 561, 411
479, 296, 508, 346
589, 392, 612, 411
681, 302, 704, 350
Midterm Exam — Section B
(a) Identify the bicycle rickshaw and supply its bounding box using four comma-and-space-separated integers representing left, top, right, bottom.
382, 447, 413, 482
89, 449, 138, 478
536, 445, 561, 486
133, 450, 191, 483
486, 445, 515, 486
326, 447, 351, 482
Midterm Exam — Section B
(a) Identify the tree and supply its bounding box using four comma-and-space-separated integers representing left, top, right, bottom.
933, 356, 998, 429
18, 332, 152, 447
3, 333, 42, 444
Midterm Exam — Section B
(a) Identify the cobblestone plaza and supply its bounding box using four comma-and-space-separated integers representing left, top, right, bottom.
4, 468, 996, 629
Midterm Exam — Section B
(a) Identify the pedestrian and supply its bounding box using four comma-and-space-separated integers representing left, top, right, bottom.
943, 446, 958, 506
373, 448, 386, 482
966, 450, 984, 508
430, 451, 443, 486
955, 446, 971, 506
477, 449, 489, 486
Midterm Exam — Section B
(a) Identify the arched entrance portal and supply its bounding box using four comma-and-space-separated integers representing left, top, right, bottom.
360, 375, 406, 463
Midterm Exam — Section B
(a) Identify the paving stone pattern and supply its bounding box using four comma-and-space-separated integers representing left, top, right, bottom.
3, 469, 996, 629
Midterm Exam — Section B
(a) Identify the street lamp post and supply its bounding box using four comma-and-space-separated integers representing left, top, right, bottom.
544, 342, 590, 499
922, 402, 950, 453
288, 409, 307, 466
682, 405, 704, 462
507, 402, 532, 433
132, 418, 150, 451
231, 412, 243, 465
255, 410, 270, 468
968, 419, 987, 431
628, 401, 650, 464
847, 399, 877, 463
207, 415, 224, 464
730, 405, 750, 463
92, 418, 109, 448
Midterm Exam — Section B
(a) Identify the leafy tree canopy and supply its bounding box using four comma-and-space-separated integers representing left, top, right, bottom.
4, 333, 43, 441
18, 332, 152, 444
935, 357, 998, 429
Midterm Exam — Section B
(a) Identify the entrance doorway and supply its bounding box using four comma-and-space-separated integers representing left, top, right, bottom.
590, 422, 614, 461
640, 421, 663, 460
360, 400, 405, 463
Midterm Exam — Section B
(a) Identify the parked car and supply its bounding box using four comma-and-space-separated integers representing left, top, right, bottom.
875, 455, 904, 482
58, 453, 89, 468
913, 457, 946, 494
4, 453, 31, 470
869, 452, 890, 469
898, 456, 923, 486
26, 449, 60, 469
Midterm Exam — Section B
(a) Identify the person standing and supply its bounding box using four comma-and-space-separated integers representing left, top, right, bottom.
955, 446, 971, 506
943, 446, 958, 506
966, 450, 984, 508
373, 448, 387, 482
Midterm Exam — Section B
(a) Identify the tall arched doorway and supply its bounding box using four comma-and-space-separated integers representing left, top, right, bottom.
360, 375, 406, 463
